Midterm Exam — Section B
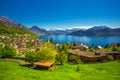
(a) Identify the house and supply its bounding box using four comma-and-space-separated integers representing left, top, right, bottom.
68, 49, 106, 63
94, 50, 120, 60
68, 49, 120, 63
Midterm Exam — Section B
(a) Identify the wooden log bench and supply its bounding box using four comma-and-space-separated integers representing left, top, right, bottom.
34, 61, 54, 70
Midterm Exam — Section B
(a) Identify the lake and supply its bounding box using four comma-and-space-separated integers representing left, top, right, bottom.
39, 35, 120, 47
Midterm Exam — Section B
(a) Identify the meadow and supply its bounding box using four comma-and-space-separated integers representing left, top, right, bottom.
0, 60, 120, 80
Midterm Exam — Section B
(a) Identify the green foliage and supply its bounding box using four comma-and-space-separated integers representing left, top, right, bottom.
25, 42, 57, 63
37, 42, 57, 61
0, 44, 3, 57
76, 64, 80, 72
56, 51, 68, 65
25, 50, 38, 64
56, 43, 71, 65
69, 55, 77, 61
58, 44, 71, 53
113, 47, 120, 52
107, 55, 114, 61
0, 44, 17, 58
105, 47, 120, 52
69, 54, 83, 64
76, 59, 83, 64
88, 46, 95, 52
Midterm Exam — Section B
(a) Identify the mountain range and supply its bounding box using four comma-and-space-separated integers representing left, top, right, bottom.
30, 25, 120, 36
0, 16, 120, 36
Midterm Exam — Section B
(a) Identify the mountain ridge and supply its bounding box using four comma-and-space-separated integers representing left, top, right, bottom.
29, 25, 120, 36
0, 16, 36, 36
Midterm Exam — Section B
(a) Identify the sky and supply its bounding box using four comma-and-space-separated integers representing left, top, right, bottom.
0, 0, 120, 29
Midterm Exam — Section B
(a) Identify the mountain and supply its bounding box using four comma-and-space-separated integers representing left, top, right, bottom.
69, 26, 120, 36
29, 25, 120, 36
88, 26, 111, 31
0, 16, 35, 36
0, 16, 26, 28
30, 26, 48, 35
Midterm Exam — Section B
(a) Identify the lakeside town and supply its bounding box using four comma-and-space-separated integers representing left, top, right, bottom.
0, 0, 120, 79
0, 35, 120, 69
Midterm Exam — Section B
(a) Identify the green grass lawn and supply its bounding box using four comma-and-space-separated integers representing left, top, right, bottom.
0, 60, 120, 80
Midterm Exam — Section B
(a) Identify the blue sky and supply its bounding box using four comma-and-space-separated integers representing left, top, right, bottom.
0, 0, 120, 29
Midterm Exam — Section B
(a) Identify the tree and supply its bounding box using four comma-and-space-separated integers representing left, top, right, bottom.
37, 42, 57, 62
0, 44, 17, 58
25, 50, 38, 64
56, 51, 67, 65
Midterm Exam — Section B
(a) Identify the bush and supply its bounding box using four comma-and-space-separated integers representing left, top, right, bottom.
113, 47, 120, 52
68, 55, 83, 64
57, 44, 70, 53
37, 42, 57, 62
0, 44, 3, 57
107, 55, 114, 61
25, 42, 57, 63
25, 50, 38, 64
88, 46, 95, 52
76, 64, 80, 72
56, 51, 68, 65
69, 55, 77, 61
75, 59, 83, 64
0, 44, 17, 58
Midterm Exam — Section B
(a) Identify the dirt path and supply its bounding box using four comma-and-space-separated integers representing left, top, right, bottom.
0, 58, 30, 65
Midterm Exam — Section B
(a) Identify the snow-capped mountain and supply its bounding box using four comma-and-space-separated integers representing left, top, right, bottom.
88, 26, 111, 31
29, 25, 120, 36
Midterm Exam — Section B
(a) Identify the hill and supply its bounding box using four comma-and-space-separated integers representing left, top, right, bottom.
30, 26, 48, 35
0, 16, 36, 36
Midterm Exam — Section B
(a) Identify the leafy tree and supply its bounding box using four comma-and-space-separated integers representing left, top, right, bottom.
56, 43, 71, 65
25, 50, 38, 64
37, 42, 57, 62
0, 45, 17, 58
56, 51, 68, 65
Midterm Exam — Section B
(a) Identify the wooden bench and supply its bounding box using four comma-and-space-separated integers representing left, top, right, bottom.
34, 61, 54, 70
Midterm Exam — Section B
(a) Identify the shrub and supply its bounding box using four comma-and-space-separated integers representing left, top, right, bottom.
88, 46, 95, 52
69, 55, 77, 61
107, 55, 114, 61
113, 47, 120, 52
37, 42, 57, 62
58, 44, 70, 53
0, 44, 3, 57
56, 51, 68, 65
68, 54, 83, 64
25, 42, 57, 63
0, 45, 17, 58
25, 50, 38, 64
76, 64, 80, 72
75, 59, 83, 64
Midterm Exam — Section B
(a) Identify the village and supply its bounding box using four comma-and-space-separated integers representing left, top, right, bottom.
0, 35, 120, 70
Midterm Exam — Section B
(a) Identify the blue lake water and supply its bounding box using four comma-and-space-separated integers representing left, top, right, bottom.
39, 35, 120, 47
